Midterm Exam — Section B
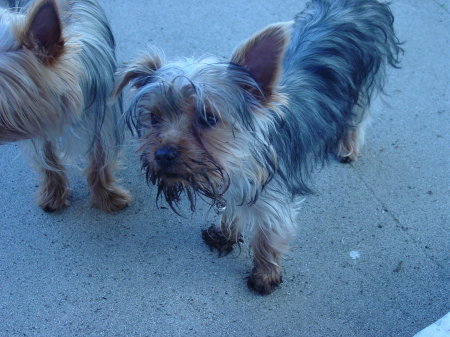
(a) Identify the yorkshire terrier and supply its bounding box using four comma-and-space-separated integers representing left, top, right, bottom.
117, 0, 402, 294
0, 0, 131, 212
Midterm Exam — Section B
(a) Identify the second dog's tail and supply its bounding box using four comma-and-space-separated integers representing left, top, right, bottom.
277, 0, 403, 195
290, 0, 403, 100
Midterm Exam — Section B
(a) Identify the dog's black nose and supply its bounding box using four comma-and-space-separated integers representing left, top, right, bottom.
154, 146, 178, 167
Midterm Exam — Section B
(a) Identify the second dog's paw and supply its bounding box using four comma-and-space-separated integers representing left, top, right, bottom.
39, 194, 70, 213
38, 186, 70, 213
338, 154, 357, 164
92, 186, 131, 213
202, 225, 242, 257
247, 269, 282, 295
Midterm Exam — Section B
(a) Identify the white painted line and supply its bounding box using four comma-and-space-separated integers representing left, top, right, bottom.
413, 312, 450, 337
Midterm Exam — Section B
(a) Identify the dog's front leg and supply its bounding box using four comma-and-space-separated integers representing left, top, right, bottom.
86, 142, 131, 213
202, 214, 242, 257
248, 228, 285, 295
34, 140, 70, 212
245, 186, 297, 295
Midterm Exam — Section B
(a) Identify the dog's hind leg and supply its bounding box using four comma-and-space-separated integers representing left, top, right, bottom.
85, 92, 131, 213
35, 141, 70, 212
335, 101, 371, 163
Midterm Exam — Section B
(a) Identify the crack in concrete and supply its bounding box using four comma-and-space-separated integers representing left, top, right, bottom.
349, 163, 446, 272
432, 0, 450, 14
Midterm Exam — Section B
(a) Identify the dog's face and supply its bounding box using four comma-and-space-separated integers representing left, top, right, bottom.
117, 24, 290, 211
135, 64, 235, 212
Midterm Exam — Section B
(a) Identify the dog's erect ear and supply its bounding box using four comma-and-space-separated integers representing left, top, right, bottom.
230, 23, 290, 104
115, 53, 164, 96
22, 0, 64, 64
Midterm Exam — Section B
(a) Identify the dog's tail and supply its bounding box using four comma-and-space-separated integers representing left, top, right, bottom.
276, 0, 403, 195
290, 0, 403, 99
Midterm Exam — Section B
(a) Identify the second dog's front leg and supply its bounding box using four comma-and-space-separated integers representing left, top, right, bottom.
86, 143, 131, 213
36, 141, 70, 212
245, 189, 297, 295
247, 226, 288, 295
202, 214, 242, 257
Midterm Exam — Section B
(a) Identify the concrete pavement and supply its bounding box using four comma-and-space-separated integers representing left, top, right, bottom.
1, 0, 449, 336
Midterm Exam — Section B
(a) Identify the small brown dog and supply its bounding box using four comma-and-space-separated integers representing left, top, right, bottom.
117, 0, 401, 294
0, 0, 130, 212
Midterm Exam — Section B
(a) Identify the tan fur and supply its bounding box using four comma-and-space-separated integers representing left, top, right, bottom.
1, 1, 82, 143
86, 143, 131, 213
336, 128, 361, 162
230, 22, 292, 109
115, 50, 164, 95
20, 0, 65, 64
87, 165, 132, 213
335, 105, 370, 163
37, 141, 69, 212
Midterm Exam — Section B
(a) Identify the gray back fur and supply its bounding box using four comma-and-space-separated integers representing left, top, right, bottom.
274, 0, 402, 194
64, 0, 124, 161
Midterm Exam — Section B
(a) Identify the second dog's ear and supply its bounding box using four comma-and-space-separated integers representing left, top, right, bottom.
230, 23, 290, 105
22, 0, 64, 64
115, 53, 164, 95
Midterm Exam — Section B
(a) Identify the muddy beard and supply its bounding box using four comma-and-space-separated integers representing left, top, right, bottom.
141, 155, 229, 216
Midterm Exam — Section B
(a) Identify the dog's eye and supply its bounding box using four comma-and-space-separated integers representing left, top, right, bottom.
150, 113, 160, 125
198, 113, 218, 128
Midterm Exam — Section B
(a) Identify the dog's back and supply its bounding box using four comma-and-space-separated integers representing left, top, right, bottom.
275, 0, 402, 195
62, 0, 124, 162
64, 0, 118, 109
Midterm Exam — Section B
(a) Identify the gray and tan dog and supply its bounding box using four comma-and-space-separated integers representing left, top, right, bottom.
0, 0, 130, 212
117, 0, 402, 294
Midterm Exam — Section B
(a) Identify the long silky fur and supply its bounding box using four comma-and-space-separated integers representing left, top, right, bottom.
273, 0, 403, 195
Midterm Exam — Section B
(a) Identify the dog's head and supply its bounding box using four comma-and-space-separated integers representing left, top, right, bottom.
0, 0, 81, 142
117, 24, 291, 212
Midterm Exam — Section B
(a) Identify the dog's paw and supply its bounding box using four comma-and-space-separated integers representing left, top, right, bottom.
38, 180, 70, 213
92, 186, 131, 213
247, 269, 282, 295
39, 193, 70, 212
202, 225, 242, 257
338, 154, 357, 164
335, 135, 361, 164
